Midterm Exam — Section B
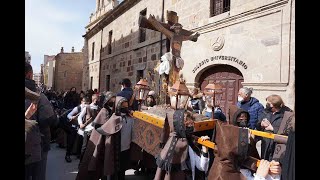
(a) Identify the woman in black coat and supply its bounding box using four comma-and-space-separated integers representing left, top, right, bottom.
256, 94, 292, 161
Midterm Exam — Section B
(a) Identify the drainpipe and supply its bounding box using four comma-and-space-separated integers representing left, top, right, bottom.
98, 28, 103, 92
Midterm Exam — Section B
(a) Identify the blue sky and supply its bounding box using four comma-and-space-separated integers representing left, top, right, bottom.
25, 0, 96, 73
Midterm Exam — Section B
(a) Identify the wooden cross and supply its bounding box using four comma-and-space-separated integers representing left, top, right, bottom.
139, 11, 200, 104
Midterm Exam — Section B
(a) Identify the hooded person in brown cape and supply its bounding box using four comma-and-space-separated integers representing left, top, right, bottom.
76, 91, 116, 180
207, 105, 261, 180
228, 105, 260, 159
95, 96, 134, 180
207, 120, 249, 180
154, 108, 210, 180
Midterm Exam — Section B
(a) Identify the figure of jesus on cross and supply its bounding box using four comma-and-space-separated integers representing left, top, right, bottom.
146, 14, 200, 85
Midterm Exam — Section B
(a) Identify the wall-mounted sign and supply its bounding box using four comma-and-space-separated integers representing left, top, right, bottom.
192, 56, 248, 73
211, 36, 225, 51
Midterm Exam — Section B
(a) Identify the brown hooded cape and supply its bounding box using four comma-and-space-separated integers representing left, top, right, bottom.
96, 96, 128, 176
208, 121, 250, 180
154, 109, 190, 180
272, 111, 295, 162
76, 93, 120, 180
76, 107, 113, 180
228, 105, 260, 159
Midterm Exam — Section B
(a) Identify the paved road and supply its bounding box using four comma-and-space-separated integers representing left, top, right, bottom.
46, 141, 262, 180
46, 143, 153, 180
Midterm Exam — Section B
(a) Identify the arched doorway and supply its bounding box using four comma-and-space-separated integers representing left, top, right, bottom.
198, 65, 244, 120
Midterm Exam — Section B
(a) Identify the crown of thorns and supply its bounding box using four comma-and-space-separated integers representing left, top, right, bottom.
170, 23, 183, 29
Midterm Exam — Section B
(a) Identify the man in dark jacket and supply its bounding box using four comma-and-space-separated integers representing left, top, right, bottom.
64, 87, 80, 109
25, 62, 58, 180
237, 87, 264, 129
117, 78, 139, 111
117, 78, 133, 101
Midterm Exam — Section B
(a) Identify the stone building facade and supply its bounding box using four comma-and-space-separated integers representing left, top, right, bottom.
54, 47, 84, 92
83, 0, 295, 115
43, 55, 56, 90
33, 73, 41, 87
82, 0, 120, 91
83, 0, 164, 92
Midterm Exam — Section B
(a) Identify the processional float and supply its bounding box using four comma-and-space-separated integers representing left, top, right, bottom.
131, 10, 290, 172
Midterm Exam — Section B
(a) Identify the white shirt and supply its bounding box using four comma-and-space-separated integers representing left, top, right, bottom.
67, 104, 86, 128
188, 146, 210, 180
77, 103, 97, 136
67, 104, 86, 120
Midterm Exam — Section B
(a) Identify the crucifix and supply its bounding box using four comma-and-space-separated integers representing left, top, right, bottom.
139, 11, 200, 104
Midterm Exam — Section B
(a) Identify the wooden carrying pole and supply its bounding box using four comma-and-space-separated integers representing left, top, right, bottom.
193, 135, 266, 168
249, 129, 288, 144
193, 135, 216, 150
132, 110, 284, 168
132, 111, 288, 142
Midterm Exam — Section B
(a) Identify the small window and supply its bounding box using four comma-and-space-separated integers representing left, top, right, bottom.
106, 75, 110, 91
90, 77, 93, 89
91, 42, 95, 60
108, 31, 112, 54
139, 8, 147, 43
210, 0, 230, 17
136, 70, 144, 83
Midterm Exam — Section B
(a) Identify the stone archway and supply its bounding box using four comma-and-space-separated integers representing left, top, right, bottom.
197, 64, 244, 120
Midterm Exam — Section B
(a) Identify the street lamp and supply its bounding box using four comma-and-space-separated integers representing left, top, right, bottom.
134, 78, 150, 110
168, 80, 191, 110
203, 83, 223, 119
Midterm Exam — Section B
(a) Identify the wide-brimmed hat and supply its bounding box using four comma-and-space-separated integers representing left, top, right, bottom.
100, 91, 116, 107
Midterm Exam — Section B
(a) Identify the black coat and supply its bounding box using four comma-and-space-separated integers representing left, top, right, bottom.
64, 92, 80, 109
256, 106, 292, 161
25, 78, 58, 152
117, 88, 139, 110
